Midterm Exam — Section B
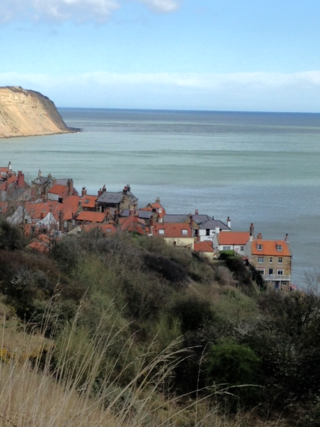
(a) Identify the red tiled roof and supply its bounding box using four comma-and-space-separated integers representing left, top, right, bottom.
152, 223, 192, 238
251, 239, 291, 257
25, 201, 61, 220
194, 241, 215, 253
80, 195, 97, 209
120, 215, 147, 235
28, 234, 51, 253
76, 211, 106, 223
218, 232, 250, 246
48, 184, 69, 197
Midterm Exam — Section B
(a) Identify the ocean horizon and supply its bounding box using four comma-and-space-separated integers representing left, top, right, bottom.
1, 107, 320, 288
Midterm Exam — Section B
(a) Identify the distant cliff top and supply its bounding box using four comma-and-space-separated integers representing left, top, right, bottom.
0, 86, 77, 138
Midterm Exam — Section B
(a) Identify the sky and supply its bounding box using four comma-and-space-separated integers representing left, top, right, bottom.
1, 0, 320, 112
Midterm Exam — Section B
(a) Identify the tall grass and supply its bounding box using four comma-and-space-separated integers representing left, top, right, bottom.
0, 299, 258, 427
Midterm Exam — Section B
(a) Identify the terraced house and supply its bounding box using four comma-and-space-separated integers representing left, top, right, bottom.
247, 233, 292, 290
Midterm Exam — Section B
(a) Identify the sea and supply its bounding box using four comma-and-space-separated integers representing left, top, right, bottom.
1, 108, 320, 288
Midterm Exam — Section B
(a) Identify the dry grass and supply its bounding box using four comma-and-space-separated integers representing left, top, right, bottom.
0, 299, 281, 427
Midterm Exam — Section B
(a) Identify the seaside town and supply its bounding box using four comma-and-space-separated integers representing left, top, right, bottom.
0, 161, 293, 292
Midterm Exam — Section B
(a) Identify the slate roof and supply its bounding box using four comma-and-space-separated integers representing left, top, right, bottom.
120, 209, 154, 219
199, 219, 230, 231
192, 214, 213, 224
163, 214, 190, 223
97, 192, 123, 204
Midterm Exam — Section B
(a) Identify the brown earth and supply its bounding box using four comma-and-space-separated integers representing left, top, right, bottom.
0, 86, 76, 138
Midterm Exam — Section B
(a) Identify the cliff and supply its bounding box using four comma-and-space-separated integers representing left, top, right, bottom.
0, 86, 76, 138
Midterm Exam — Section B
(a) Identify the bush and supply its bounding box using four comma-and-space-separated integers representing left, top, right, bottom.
205, 341, 261, 408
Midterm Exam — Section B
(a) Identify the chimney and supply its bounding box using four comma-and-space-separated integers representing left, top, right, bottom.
285, 233, 289, 242
215, 226, 220, 235
127, 184, 131, 192
8, 162, 12, 177
38, 169, 42, 177
17, 171, 25, 187
195, 209, 199, 215
123, 185, 128, 195
67, 179, 73, 196
81, 187, 87, 197
227, 216, 231, 229
257, 232, 262, 240
102, 184, 106, 193
156, 197, 160, 204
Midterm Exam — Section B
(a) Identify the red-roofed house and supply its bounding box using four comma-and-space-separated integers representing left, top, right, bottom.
76, 211, 106, 223
194, 240, 216, 260
152, 223, 194, 249
119, 214, 147, 235
247, 233, 292, 290
214, 231, 250, 256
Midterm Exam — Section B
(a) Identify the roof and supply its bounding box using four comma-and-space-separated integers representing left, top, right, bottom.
28, 234, 51, 253
194, 241, 215, 253
48, 184, 68, 197
153, 223, 192, 238
192, 214, 213, 224
81, 195, 97, 209
218, 232, 250, 245
199, 219, 230, 231
120, 209, 154, 220
76, 211, 106, 223
97, 192, 123, 204
32, 176, 50, 185
251, 239, 291, 257
163, 214, 190, 223
120, 215, 147, 234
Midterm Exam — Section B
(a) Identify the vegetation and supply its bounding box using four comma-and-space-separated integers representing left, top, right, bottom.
0, 219, 319, 425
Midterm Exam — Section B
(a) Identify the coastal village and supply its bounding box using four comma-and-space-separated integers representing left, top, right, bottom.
0, 161, 293, 291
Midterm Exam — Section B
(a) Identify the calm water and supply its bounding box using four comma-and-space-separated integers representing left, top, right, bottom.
1, 108, 320, 287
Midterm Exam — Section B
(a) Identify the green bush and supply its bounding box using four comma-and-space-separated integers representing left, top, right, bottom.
205, 341, 261, 408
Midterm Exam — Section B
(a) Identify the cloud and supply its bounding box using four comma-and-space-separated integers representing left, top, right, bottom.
1, 71, 320, 111
138, 0, 180, 13
0, 0, 180, 24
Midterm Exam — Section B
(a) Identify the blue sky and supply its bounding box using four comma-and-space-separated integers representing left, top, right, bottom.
1, 0, 320, 111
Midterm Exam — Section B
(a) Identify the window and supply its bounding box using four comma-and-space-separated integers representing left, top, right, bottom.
277, 269, 284, 276
240, 246, 244, 251
257, 244, 263, 250
182, 229, 188, 236
257, 268, 265, 275
206, 229, 210, 236
159, 229, 165, 235
223, 246, 231, 251
258, 256, 264, 263
268, 268, 273, 275
269, 257, 273, 263
278, 257, 283, 264
276, 245, 282, 251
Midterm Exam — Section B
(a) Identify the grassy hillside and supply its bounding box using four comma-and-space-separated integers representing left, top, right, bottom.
0, 218, 319, 426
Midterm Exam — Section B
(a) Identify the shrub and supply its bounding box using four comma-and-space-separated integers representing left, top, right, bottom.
205, 341, 261, 408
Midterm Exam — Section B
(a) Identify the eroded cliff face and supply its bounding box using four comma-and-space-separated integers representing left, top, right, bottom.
0, 87, 74, 138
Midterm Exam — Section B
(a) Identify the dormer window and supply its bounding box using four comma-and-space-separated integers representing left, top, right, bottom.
159, 229, 165, 235
276, 245, 282, 251
257, 244, 263, 250
182, 229, 188, 236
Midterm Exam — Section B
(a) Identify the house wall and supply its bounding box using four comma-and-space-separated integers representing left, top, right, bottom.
218, 244, 246, 255
164, 237, 195, 250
